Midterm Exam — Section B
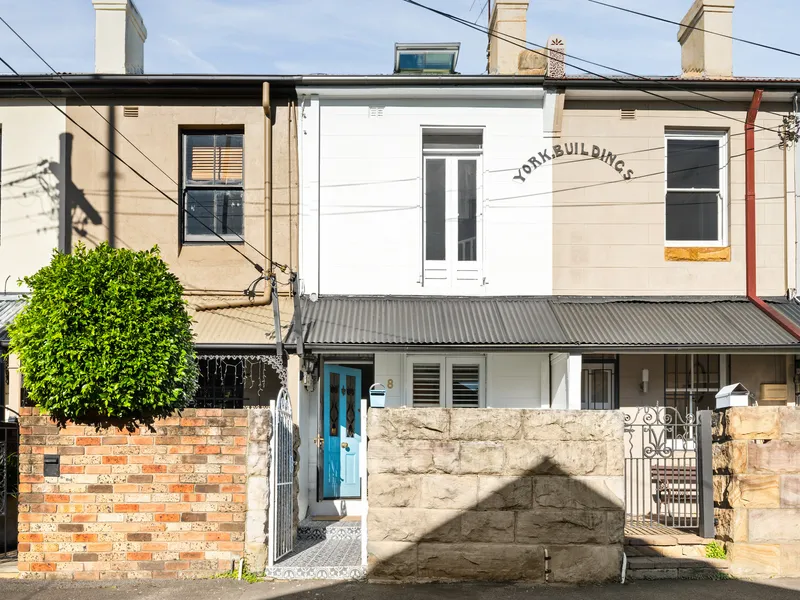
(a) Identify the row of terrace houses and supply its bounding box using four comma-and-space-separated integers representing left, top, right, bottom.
1, 0, 800, 525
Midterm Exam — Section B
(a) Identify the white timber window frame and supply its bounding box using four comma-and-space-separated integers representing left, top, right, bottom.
421, 127, 484, 286
406, 355, 486, 408
664, 130, 729, 247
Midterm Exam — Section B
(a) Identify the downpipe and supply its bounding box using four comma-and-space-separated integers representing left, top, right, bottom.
745, 89, 800, 340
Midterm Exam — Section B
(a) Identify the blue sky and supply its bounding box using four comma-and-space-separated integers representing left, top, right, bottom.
0, 0, 797, 78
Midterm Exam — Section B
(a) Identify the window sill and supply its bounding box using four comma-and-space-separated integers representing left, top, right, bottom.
664, 247, 731, 262
182, 238, 245, 246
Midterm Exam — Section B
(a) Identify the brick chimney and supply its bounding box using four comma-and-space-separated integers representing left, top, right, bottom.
678, 0, 735, 78
92, 0, 147, 74
487, 0, 532, 75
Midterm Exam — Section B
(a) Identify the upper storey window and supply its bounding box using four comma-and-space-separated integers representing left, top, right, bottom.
665, 130, 728, 246
182, 131, 244, 243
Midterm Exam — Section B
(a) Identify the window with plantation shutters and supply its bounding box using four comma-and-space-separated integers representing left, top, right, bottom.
182, 132, 244, 242
412, 363, 443, 407
408, 356, 484, 408
451, 363, 480, 408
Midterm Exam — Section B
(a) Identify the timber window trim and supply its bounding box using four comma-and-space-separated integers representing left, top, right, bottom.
664, 130, 729, 248
421, 127, 484, 286
181, 130, 245, 243
406, 355, 485, 408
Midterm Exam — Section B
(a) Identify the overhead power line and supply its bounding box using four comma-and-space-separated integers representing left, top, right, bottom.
585, 0, 800, 60
0, 52, 270, 275
401, 0, 786, 131
0, 15, 290, 275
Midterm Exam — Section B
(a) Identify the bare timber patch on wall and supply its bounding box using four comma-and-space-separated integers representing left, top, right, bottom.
514, 142, 635, 183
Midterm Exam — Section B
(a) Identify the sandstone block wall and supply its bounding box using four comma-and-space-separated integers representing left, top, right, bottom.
367, 409, 625, 583
713, 407, 800, 578
17, 408, 265, 580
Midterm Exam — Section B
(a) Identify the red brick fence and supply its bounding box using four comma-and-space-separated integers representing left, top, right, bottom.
17, 407, 270, 580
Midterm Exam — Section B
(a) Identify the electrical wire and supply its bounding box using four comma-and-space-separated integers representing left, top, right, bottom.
487, 143, 780, 205
0, 53, 269, 274
401, 0, 786, 131
584, 0, 800, 60
0, 15, 291, 275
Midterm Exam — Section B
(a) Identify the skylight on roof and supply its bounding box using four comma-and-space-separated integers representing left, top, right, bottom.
394, 43, 460, 74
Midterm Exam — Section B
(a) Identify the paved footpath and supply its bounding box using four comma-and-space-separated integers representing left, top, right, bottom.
0, 578, 798, 600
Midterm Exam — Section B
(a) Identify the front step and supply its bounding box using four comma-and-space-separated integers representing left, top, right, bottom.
624, 528, 730, 579
297, 518, 361, 541
266, 519, 364, 581
626, 556, 730, 580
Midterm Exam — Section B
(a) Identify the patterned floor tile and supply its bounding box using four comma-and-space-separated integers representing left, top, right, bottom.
265, 537, 364, 581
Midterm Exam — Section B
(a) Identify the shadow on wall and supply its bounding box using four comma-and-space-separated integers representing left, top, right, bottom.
360, 409, 635, 583
362, 409, 722, 584
368, 456, 626, 583
52, 131, 102, 251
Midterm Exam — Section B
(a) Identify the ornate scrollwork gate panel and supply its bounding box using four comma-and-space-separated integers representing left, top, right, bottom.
624, 406, 700, 530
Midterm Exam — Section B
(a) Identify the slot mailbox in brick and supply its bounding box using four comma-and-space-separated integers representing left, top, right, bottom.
17, 408, 254, 580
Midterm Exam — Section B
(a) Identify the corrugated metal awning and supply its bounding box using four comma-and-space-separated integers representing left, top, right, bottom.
187, 296, 291, 347
0, 295, 24, 344
290, 295, 800, 351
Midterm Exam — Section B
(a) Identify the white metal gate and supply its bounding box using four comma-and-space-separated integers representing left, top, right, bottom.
268, 388, 294, 565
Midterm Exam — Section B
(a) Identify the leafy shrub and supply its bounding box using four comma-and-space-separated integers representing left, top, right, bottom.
7, 243, 198, 427
706, 541, 727, 559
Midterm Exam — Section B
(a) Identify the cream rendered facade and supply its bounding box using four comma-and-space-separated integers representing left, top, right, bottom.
552, 96, 794, 296
64, 90, 299, 348
0, 99, 67, 417
0, 100, 66, 293
551, 85, 800, 409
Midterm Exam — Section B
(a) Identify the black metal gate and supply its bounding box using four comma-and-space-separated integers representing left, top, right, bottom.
624, 407, 713, 537
1, 420, 19, 559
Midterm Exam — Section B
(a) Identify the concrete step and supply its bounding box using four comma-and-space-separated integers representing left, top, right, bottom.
625, 533, 714, 547
625, 543, 710, 558
626, 556, 729, 580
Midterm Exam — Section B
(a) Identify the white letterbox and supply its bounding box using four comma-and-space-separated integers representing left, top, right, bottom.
715, 383, 751, 409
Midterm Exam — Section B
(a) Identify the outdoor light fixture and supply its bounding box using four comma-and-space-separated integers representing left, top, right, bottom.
302, 355, 319, 392
640, 369, 649, 394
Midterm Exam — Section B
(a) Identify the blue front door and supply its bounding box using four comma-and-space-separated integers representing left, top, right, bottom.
323, 365, 362, 498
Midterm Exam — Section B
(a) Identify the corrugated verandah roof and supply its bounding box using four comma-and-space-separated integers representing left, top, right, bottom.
291, 295, 800, 349
0, 295, 24, 344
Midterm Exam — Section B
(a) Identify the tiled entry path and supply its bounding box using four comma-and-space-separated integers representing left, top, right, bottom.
265, 518, 365, 580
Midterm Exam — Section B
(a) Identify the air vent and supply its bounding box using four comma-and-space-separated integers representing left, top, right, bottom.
621, 108, 636, 120
368, 106, 385, 118
123, 106, 139, 118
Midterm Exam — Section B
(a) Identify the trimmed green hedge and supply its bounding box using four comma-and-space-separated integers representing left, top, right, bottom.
8, 243, 198, 425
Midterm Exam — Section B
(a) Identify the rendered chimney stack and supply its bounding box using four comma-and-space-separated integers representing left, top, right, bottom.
678, 0, 735, 78
92, 0, 147, 74
487, 0, 531, 75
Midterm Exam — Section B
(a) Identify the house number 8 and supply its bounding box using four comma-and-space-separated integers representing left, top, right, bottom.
387, 379, 393, 389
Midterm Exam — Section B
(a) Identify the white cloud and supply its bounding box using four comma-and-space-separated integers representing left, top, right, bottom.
161, 35, 219, 73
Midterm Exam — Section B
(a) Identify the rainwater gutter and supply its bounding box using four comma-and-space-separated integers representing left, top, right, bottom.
745, 89, 800, 340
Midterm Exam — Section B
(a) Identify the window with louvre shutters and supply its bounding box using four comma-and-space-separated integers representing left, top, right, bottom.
181, 132, 244, 242
408, 356, 484, 408
412, 362, 443, 407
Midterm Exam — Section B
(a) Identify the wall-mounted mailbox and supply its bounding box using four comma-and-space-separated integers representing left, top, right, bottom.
44, 454, 60, 478
716, 383, 750, 409
369, 383, 387, 408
